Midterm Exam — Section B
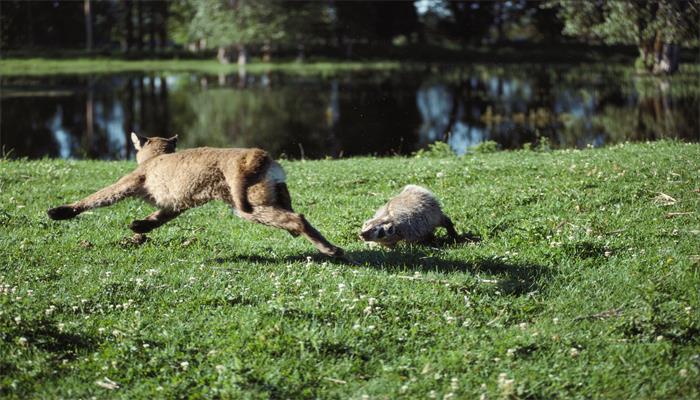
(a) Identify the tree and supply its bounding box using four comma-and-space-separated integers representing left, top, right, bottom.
334, 1, 419, 55
443, 1, 496, 46
547, 0, 700, 74
84, 0, 93, 51
179, 0, 321, 64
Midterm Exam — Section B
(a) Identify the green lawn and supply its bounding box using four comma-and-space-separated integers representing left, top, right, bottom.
1, 142, 698, 398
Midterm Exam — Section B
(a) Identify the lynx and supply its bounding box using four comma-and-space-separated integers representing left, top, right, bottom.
47, 133, 344, 257
359, 184, 458, 247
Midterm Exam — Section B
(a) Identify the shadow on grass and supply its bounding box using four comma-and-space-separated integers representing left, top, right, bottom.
212, 244, 552, 296
13, 319, 97, 360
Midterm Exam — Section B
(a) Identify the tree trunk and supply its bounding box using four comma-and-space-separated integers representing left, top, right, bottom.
139, 77, 146, 133
85, 78, 95, 155
136, 0, 144, 52
237, 45, 247, 66
148, 1, 156, 53
653, 43, 680, 75
123, 77, 134, 158
84, 0, 93, 52
125, 0, 133, 52
638, 30, 680, 75
261, 41, 271, 62
159, 76, 170, 135
26, 2, 34, 48
158, 1, 168, 49
217, 46, 231, 64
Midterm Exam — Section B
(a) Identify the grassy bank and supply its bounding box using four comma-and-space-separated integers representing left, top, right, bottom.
1, 142, 698, 398
0, 58, 404, 76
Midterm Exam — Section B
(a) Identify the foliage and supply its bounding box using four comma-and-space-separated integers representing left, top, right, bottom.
549, 0, 700, 46
1, 142, 698, 398
468, 140, 500, 154
413, 141, 456, 158
175, 0, 330, 51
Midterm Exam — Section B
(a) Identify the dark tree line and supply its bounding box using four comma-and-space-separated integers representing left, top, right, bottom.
1, 0, 697, 73
0, 0, 169, 53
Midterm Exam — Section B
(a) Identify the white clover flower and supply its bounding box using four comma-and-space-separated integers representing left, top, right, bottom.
497, 373, 515, 397
17, 337, 28, 346
180, 361, 189, 370
569, 348, 579, 358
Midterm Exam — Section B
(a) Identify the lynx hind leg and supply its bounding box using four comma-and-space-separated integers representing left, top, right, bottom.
47, 174, 143, 220
275, 182, 293, 212
440, 214, 459, 239
275, 183, 297, 236
129, 209, 181, 234
230, 149, 272, 214
244, 206, 343, 257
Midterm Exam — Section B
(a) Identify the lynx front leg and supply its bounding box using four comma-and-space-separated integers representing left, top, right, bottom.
245, 206, 344, 257
47, 174, 144, 220
129, 209, 182, 233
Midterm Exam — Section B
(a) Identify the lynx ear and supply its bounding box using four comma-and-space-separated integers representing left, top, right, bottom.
131, 132, 148, 150
167, 135, 178, 146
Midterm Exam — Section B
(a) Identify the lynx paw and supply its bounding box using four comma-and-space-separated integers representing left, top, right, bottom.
47, 206, 79, 220
323, 245, 345, 258
129, 220, 154, 233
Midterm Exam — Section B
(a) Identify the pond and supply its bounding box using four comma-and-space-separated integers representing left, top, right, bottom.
1, 64, 698, 160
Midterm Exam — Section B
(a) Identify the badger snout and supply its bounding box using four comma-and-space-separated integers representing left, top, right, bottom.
359, 226, 385, 241
359, 230, 373, 241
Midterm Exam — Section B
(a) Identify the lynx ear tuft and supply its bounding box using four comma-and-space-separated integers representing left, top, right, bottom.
131, 132, 147, 150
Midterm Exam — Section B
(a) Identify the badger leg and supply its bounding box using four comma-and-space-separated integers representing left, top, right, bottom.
440, 215, 459, 239
243, 206, 343, 257
129, 209, 182, 233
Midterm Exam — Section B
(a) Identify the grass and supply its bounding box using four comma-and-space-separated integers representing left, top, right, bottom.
0, 58, 404, 76
0, 141, 698, 398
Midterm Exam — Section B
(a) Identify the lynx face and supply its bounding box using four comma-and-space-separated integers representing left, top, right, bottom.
359, 218, 398, 245
131, 132, 178, 164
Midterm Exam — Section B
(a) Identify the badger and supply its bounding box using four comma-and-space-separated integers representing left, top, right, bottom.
359, 184, 459, 247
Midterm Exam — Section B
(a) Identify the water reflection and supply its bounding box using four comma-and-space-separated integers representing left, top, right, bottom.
1, 65, 698, 160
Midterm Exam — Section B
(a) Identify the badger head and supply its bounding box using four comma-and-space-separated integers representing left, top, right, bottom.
359, 218, 400, 245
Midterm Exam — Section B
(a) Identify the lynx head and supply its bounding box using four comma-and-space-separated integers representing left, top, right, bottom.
359, 217, 399, 245
131, 133, 178, 164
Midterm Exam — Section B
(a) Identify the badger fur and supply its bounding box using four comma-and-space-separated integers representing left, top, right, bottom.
359, 184, 459, 247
